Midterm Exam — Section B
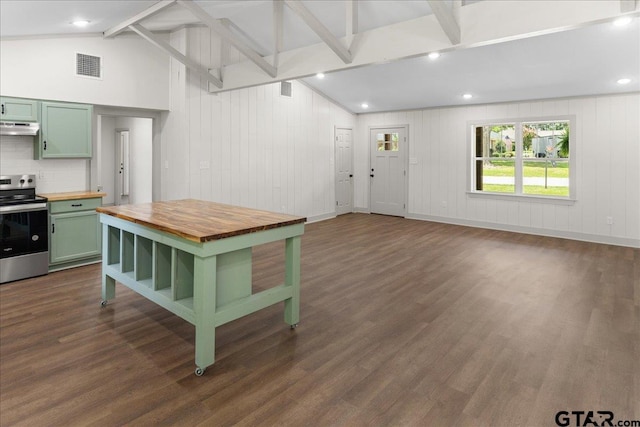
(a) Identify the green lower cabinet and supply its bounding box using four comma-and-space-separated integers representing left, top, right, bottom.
50, 209, 101, 268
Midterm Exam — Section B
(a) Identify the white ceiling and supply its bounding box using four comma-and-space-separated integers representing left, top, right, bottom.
302, 20, 640, 112
1, 1, 638, 113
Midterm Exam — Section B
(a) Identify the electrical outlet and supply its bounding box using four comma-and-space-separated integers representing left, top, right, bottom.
199, 161, 210, 170
606, 216, 614, 225
441, 201, 447, 208
164, 160, 169, 169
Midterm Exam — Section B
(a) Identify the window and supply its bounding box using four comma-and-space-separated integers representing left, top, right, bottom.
471, 118, 573, 199
376, 133, 399, 151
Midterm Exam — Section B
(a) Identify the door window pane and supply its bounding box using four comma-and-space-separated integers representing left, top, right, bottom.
377, 133, 399, 151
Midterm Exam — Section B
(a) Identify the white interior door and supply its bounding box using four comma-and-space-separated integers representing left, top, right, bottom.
370, 127, 407, 216
115, 129, 130, 206
335, 127, 353, 215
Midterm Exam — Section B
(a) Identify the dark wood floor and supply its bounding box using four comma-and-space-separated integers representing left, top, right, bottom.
1, 214, 638, 426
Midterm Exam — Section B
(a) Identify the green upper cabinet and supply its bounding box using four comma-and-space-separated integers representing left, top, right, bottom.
0, 97, 39, 122
38, 101, 92, 159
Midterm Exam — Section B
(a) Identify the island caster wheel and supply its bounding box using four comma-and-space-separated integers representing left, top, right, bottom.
290, 323, 298, 329
100, 300, 108, 307
195, 367, 205, 377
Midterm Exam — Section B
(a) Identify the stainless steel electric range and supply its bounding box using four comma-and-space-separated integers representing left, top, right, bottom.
0, 174, 48, 284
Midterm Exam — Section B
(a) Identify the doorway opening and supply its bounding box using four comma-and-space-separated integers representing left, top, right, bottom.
95, 114, 153, 206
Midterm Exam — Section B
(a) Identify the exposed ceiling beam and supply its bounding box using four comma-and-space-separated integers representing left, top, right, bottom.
128, 23, 222, 89
620, 0, 637, 12
346, 0, 358, 49
209, 0, 624, 93
219, 18, 269, 56
103, 0, 176, 38
427, 0, 461, 45
176, 0, 277, 78
284, 0, 353, 64
273, 0, 284, 69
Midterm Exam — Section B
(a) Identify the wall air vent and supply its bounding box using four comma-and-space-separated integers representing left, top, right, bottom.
280, 81, 292, 97
76, 53, 102, 79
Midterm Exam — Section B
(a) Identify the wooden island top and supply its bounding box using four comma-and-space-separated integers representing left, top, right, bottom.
96, 199, 306, 243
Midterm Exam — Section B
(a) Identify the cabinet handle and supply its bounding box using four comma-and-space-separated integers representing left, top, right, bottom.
71, 203, 83, 207
43, 140, 47, 150
1, 104, 4, 115
52, 224, 55, 234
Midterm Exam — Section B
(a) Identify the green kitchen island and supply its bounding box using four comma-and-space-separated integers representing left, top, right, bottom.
96, 199, 305, 376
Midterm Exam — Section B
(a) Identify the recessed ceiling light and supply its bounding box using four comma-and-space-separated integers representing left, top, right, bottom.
361, 103, 369, 109
316, 72, 325, 79
613, 16, 632, 27
72, 20, 90, 27
617, 78, 631, 85
428, 52, 440, 60
462, 93, 473, 100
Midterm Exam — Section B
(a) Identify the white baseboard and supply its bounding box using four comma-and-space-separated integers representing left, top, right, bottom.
405, 213, 640, 248
306, 211, 337, 224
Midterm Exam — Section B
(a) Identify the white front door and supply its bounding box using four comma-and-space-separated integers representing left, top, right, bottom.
335, 127, 353, 215
370, 127, 407, 217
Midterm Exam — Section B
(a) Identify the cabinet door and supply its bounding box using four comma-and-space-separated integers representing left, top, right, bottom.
40, 102, 92, 158
50, 211, 101, 264
0, 97, 39, 122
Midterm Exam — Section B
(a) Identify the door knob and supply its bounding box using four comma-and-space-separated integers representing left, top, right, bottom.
349, 174, 353, 178
370, 174, 374, 178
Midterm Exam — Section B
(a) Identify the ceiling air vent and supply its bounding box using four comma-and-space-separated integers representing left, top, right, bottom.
280, 81, 292, 97
76, 53, 102, 79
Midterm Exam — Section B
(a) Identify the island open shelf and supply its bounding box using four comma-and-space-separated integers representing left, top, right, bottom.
97, 199, 305, 376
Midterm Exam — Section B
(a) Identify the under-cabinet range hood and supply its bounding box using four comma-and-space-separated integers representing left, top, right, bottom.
0, 121, 40, 136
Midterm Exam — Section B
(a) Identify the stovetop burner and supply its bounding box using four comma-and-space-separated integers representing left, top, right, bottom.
0, 174, 46, 208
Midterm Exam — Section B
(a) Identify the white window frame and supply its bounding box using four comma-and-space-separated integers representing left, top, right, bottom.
467, 115, 576, 204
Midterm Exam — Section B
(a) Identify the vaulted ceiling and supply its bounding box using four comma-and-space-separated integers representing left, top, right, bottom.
1, 1, 638, 113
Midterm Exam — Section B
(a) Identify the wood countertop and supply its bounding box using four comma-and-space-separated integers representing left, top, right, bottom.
39, 191, 107, 201
96, 199, 306, 243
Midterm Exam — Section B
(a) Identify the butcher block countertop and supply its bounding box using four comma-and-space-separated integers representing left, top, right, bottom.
39, 191, 107, 202
96, 199, 306, 243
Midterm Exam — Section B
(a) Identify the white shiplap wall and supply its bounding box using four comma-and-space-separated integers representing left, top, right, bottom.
356, 94, 640, 247
161, 28, 355, 220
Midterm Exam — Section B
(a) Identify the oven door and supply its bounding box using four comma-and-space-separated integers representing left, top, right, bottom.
0, 204, 48, 259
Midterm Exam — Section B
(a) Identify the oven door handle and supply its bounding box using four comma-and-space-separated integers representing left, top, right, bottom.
0, 203, 48, 213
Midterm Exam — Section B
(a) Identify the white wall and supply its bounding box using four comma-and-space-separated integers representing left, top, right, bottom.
0, 135, 89, 193
0, 34, 170, 110
99, 116, 116, 204
160, 28, 356, 220
356, 93, 640, 247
